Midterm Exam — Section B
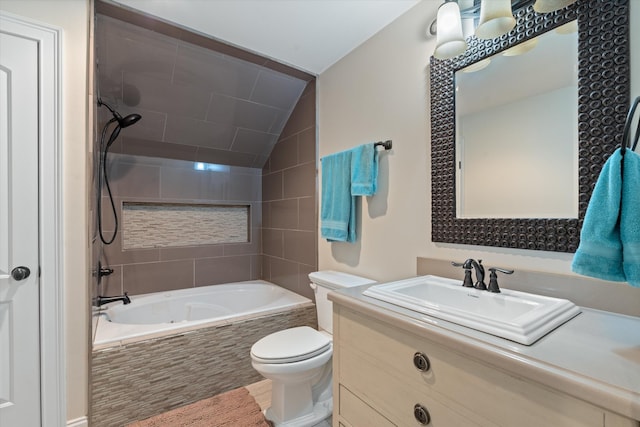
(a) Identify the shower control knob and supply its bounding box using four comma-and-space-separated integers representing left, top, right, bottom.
414, 404, 431, 425
413, 352, 430, 372
11, 266, 31, 281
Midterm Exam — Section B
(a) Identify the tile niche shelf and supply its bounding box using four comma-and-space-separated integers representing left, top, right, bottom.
121, 201, 250, 249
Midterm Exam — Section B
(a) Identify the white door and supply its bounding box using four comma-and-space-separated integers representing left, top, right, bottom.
0, 27, 42, 427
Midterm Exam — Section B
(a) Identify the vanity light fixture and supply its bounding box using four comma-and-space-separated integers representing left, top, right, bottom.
434, 1, 467, 59
431, 0, 578, 59
475, 0, 516, 39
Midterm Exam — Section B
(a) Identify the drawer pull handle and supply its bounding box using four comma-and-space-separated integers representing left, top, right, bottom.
414, 404, 431, 425
413, 352, 430, 372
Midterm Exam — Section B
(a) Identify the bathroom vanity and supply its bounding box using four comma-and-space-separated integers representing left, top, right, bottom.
330, 282, 640, 427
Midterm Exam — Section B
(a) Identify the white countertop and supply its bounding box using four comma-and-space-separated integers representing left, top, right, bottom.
329, 284, 640, 420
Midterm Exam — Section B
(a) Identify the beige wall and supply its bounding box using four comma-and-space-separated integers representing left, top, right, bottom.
318, 0, 640, 306
0, 0, 90, 422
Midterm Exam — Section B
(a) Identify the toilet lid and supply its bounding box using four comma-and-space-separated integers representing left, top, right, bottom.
251, 326, 332, 364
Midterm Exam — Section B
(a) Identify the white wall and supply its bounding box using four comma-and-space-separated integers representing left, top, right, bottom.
0, 0, 90, 423
318, 0, 640, 297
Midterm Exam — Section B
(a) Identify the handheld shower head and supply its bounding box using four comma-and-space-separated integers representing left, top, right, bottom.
96, 99, 142, 246
119, 113, 142, 128
98, 99, 142, 128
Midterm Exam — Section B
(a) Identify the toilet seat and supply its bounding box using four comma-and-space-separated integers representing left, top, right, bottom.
251, 326, 332, 364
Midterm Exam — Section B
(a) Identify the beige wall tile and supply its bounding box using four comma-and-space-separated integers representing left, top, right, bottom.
103, 234, 160, 266
262, 170, 283, 201
195, 255, 252, 285
159, 245, 224, 261
119, 137, 198, 161
107, 162, 160, 198
262, 229, 284, 258
270, 134, 299, 171
270, 199, 298, 229
284, 162, 315, 198
298, 197, 316, 232
160, 167, 226, 200
284, 230, 316, 266
267, 257, 300, 292
298, 127, 316, 164
123, 259, 194, 295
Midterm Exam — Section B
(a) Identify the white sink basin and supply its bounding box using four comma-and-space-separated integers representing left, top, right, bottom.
362, 275, 580, 345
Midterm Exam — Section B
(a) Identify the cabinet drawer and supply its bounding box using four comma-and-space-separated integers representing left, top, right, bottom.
339, 349, 486, 426
336, 308, 604, 427
339, 385, 395, 427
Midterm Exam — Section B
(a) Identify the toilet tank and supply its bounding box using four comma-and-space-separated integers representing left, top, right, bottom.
309, 271, 376, 334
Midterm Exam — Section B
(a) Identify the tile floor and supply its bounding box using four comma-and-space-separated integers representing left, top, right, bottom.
246, 379, 272, 411
245, 379, 331, 427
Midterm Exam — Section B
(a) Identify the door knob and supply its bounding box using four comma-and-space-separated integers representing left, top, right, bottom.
11, 266, 31, 281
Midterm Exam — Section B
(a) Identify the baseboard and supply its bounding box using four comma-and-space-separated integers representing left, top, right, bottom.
67, 416, 88, 427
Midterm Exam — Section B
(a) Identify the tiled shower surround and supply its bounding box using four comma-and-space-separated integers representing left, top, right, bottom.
91, 305, 317, 426
100, 153, 263, 297
261, 81, 318, 301
95, 9, 318, 301
92, 5, 320, 424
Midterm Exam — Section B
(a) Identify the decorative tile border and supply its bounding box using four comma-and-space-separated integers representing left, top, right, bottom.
122, 202, 249, 249
90, 305, 317, 426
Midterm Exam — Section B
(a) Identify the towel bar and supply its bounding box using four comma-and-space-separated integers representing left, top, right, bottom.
374, 140, 392, 150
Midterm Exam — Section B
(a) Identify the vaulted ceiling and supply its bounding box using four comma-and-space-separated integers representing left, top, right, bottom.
95, 0, 420, 168
96, 12, 309, 168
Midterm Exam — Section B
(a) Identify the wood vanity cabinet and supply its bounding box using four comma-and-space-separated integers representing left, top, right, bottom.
332, 305, 638, 427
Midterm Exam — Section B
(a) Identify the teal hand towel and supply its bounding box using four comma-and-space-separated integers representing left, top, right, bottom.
351, 143, 378, 196
571, 148, 640, 287
321, 150, 356, 242
571, 149, 625, 282
620, 149, 640, 287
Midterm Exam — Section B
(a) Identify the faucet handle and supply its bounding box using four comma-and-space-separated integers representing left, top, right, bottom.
451, 260, 475, 287
490, 267, 514, 275
487, 267, 514, 293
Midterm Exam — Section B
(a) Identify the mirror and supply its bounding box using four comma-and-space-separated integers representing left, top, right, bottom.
455, 22, 578, 219
430, 0, 630, 252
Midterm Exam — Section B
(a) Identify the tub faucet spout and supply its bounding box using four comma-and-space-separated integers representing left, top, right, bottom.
95, 292, 131, 307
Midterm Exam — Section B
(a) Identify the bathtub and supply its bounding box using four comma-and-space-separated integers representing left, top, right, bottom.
91, 279, 318, 427
94, 280, 313, 348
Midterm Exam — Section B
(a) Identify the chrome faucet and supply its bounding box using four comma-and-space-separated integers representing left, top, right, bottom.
452, 259, 487, 290
95, 292, 131, 307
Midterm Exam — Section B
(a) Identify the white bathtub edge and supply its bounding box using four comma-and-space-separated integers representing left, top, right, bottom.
94, 300, 315, 350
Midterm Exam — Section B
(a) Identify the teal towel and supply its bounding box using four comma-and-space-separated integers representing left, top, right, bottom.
571, 148, 640, 287
321, 150, 356, 242
620, 149, 640, 287
351, 143, 378, 196
320, 143, 380, 243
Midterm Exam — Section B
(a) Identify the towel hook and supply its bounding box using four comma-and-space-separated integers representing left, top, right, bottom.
621, 96, 640, 155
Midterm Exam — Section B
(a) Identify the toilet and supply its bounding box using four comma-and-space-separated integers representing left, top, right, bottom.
250, 270, 376, 427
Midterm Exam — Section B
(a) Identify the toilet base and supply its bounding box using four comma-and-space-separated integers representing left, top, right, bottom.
264, 396, 332, 427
